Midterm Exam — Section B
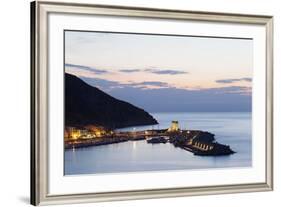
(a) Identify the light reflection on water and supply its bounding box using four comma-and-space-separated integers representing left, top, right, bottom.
64, 112, 252, 175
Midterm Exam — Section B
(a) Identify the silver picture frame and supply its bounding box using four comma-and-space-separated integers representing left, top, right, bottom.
31, 0, 273, 205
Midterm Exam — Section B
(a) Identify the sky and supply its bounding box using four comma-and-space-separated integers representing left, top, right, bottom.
65, 30, 253, 112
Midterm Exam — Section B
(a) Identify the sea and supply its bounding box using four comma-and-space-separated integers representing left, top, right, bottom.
64, 112, 252, 175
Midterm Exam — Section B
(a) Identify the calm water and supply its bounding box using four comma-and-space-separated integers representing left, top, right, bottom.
64, 112, 252, 175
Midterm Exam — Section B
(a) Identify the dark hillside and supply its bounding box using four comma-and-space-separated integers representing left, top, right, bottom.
65, 73, 158, 128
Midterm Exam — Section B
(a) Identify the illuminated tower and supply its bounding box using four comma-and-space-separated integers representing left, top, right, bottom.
168, 121, 179, 132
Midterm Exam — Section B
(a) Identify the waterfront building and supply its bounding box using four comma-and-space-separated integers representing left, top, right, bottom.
65, 127, 81, 140
85, 125, 107, 137
168, 121, 180, 132
64, 127, 93, 140
79, 129, 90, 138
64, 129, 70, 140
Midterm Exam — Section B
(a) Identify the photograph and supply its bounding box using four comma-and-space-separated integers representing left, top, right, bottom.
30, 2, 273, 205
64, 30, 253, 175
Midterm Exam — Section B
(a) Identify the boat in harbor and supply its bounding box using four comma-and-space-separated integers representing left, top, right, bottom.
147, 136, 168, 144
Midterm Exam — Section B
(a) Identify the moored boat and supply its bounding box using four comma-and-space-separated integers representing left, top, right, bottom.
147, 136, 168, 144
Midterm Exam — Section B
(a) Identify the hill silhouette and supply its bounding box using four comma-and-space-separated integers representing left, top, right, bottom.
65, 73, 158, 129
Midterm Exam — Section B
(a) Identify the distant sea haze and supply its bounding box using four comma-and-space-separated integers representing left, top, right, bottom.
110, 89, 252, 112
81, 77, 252, 113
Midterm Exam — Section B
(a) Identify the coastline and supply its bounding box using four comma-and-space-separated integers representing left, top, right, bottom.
65, 129, 235, 156
65, 136, 144, 149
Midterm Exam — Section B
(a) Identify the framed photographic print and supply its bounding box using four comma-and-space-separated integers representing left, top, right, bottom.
31, 1, 273, 205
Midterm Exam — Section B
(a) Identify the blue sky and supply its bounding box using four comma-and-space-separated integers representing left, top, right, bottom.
65, 31, 253, 112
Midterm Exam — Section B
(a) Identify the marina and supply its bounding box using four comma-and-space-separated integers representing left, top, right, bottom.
65, 120, 235, 156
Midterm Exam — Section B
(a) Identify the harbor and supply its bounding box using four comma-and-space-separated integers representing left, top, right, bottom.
65, 121, 235, 156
